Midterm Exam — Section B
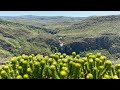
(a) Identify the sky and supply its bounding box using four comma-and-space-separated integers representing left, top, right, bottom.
0, 11, 120, 17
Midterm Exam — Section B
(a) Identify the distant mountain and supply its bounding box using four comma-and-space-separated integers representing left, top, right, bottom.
0, 15, 86, 22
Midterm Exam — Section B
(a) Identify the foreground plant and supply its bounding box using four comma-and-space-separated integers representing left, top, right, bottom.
0, 52, 119, 79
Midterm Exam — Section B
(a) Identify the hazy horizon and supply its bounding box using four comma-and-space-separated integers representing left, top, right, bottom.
0, 11, 120, 17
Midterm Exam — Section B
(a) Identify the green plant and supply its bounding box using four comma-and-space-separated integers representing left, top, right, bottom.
0, 52, 119, 79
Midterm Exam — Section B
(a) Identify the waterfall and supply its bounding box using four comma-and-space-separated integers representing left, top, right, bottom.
59, 37, 64, 47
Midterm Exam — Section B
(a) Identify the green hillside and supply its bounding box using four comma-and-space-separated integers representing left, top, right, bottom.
0, 19, 58, 61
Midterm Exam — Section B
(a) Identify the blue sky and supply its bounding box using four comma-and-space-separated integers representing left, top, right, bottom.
0, 11, 120, 17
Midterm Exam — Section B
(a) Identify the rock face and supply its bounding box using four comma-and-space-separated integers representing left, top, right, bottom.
58, 36, 113, 55
109, 47, 120, 54
0, 39, 15, 52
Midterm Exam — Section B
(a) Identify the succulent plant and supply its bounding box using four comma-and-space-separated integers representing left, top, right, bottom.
0, 52, 119, 79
